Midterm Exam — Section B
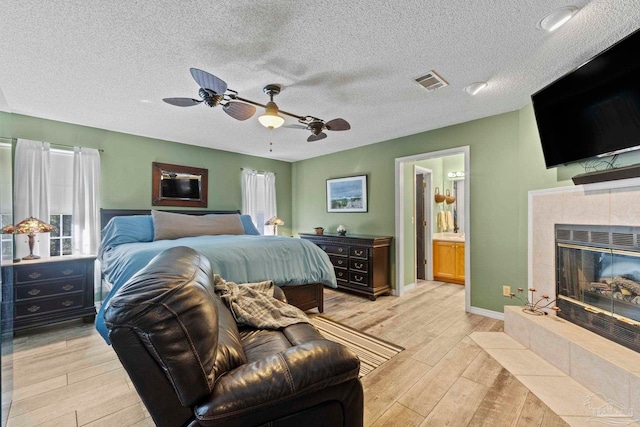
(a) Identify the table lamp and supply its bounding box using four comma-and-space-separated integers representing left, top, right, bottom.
1, 216, 55, 260
265, 216, 285, 235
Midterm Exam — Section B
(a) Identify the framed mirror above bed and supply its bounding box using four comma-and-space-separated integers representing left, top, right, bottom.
152, 162, 208, 207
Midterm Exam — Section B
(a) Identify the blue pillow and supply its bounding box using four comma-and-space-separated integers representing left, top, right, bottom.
99, 215, 154, 255
240, 214, 261, 235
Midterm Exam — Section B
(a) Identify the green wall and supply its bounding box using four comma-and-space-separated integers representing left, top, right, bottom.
0, 112, 293, 235
6, 104, 640, 314
292, 106, 578, 313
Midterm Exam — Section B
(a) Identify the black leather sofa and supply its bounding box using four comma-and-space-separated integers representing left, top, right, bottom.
103, 246, 363, 427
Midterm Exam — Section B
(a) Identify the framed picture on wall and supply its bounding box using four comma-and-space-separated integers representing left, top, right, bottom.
326, 175, 368, 212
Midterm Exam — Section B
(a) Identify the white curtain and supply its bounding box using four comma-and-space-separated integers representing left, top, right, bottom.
263, 171, 277, 224
241, 169, 277, 235
14, 139, 51, 258
241, 168, 258, 222
72, 147, 101, 255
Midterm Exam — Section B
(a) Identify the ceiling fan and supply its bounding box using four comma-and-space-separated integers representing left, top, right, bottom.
163, 68, 350, 142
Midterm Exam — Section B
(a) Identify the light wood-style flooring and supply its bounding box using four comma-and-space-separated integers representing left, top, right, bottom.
6, 281, 567, 426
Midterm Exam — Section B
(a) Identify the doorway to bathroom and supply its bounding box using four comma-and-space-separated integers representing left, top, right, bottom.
394, 146, 470, 312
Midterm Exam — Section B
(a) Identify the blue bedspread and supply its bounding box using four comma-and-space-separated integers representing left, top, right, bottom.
96, 235, 336, 342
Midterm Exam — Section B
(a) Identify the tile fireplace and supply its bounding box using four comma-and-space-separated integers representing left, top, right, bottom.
555, 224, 640, 352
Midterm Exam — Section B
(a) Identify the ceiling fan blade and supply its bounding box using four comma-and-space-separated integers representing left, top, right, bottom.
163, 97, 203, 107
307, 132, 327, 142
223, 102, 256, 121
190, 68, 228, 94
325, 118, 351, 131
283, 124, 308, 129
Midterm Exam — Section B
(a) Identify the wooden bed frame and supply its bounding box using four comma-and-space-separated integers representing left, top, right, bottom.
100, 209, 323, 313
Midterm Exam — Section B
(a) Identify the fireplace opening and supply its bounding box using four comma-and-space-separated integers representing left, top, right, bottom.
556, 224, 640, 353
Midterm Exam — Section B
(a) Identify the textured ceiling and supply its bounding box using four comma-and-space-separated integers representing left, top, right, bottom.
1, 0, 639, 162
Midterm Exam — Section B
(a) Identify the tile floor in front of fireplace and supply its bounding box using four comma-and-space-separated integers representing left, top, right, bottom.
471, 331, 640, 427
470, 318, 640, 427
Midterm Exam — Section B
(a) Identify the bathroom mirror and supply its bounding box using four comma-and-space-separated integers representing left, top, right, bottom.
152, 162, 208, 207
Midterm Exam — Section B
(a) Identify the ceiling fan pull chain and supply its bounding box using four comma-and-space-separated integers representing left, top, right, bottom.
269, 128, 273, 153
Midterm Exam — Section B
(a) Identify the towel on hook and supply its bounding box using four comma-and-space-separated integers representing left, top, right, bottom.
446, 211, 454, 231
437, 211, 447, 231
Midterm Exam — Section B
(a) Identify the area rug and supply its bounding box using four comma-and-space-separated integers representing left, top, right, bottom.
310, 316, 404, 377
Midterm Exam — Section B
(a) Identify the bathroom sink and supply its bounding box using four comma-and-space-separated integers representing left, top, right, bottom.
433, 232, 465, 242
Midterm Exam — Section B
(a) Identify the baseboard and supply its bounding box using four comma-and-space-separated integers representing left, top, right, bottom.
572, 163, 640, 185
469, 306, 504, 320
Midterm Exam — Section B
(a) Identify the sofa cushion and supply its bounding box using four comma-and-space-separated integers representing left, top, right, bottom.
240, 329, 293, 364
104, 246, 220, 407
213, 296, 246, 375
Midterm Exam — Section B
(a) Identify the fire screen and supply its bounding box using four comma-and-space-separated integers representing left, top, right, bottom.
555, 224, 640, 353
557, 244, 640, 322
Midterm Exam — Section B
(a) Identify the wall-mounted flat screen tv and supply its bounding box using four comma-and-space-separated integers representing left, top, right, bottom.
532, 28, 640, 169
161, 176, 201, 199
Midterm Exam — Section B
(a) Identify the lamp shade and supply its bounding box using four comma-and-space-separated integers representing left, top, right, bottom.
258, 101, 285, 129
0, 224, 15, 234
265, 216, 285, 226
265, 216, 284, 236
2, 217, 55, 260
12, 217, 55, 235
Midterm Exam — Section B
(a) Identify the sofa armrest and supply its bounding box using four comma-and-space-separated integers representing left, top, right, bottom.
194, 340, 360, 425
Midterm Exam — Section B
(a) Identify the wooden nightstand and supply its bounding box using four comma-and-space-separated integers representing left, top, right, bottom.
2, 255, 96, 332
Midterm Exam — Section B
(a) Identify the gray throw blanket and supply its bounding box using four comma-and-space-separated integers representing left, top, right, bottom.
213, 274, 310, 329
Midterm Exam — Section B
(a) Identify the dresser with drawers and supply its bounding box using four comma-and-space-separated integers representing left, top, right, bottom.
299, 233, 392, 300
2, 255, 96, 332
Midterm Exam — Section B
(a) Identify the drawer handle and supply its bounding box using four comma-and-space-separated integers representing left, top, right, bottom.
337, 271, 345, 278
61, 300, 74, 307
62, 284, 74, 291
355, 263, 363, 269
27, 289, 41, 296
28, 272, 41, 279
27, 305, 40, 313
354, 250, 363, 256
337, 260, 344, 265
354, 275, 364, 282
62, 269, 74, 276
338, 247, 344, 253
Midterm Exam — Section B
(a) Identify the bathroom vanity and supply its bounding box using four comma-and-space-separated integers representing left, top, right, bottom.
432, 233, 465, 285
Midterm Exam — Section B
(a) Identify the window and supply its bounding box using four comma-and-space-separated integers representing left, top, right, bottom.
49, 150, 73, 257
49, 214, 72, 256
255, 173, 270, 235
241, 169, 277, 235
0, 214, 12, 261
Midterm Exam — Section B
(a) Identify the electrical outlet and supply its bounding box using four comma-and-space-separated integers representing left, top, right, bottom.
503, 285, 511, 296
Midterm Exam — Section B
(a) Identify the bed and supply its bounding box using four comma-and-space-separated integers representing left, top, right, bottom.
95, 209, 336, 342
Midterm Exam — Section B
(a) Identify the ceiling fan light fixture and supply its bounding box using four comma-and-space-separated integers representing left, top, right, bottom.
537, 6, 579, 32
258, 101, 285, 129
464, 82, 488, 96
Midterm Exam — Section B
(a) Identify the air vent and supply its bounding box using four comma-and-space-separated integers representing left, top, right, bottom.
415, 71, 448, 91
612, 232, 634, 247
573, 230, 589, 242
556, 229, 571, 240
590, 231, 610, 245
